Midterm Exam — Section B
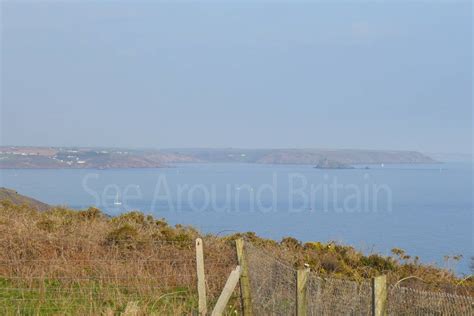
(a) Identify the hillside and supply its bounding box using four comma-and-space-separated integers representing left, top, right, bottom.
0, 146, 436, 169
0, 199, 471, 314
161, 148, 437, 165
0, 147, 194, 169
0, 187, 50, 211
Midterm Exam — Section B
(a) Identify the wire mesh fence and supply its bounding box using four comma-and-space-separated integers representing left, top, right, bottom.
245, 242, 297, 315
387, 285, 473, 315
307, 274, 372, 315
245, 241, 473, 316
0, 237, 238, 315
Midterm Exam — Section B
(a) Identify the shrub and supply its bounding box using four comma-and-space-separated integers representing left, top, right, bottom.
304, 241, 325, 252
36, 219, 56, 232
105, 224, 139, 248
281, 237, 302, 249
112, 211, 152, 227
78, 207, 103, 220
320, 253, 342, 272
360, 254, 396, 271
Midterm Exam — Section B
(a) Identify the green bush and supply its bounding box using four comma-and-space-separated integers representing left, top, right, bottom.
105, 224, 139, 249
360, 254, 396, 271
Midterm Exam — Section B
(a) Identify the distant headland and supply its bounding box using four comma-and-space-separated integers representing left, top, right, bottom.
0, 146, 436, 169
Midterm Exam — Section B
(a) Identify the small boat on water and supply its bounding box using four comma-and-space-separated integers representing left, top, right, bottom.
114, 193, 122, 206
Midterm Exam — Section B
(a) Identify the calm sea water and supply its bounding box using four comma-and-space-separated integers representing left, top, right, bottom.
1, 162, 472, 274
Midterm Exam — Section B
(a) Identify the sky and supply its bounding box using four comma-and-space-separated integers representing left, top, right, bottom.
0, 1, 472, 154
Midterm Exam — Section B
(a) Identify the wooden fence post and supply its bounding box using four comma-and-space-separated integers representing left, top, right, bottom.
235, 238, 253, 316
296, 268, 310, 316
211, 266, 242, 316
196, 238, 207, 316
372, 275, 387, 316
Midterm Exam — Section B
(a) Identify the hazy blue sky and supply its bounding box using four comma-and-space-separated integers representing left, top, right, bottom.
1, 1, 472, 153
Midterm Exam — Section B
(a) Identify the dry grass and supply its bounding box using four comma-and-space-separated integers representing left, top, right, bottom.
0, 201, 238, 314
0, 200, 471, 315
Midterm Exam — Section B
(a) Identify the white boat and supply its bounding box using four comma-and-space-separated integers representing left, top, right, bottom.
114, 193, 122, 206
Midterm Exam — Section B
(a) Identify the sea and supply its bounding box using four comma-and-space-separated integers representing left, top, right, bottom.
1, 162, 472, 274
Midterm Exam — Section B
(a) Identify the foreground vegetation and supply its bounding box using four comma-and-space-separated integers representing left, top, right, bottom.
0, 200, 471, 314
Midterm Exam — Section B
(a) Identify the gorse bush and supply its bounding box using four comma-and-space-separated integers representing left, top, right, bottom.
360, 254, 396, 271
78, 206, 103, 220
105, 224, 140, 248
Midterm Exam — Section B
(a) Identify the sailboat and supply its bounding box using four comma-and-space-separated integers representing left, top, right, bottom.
114, 193, 122, 206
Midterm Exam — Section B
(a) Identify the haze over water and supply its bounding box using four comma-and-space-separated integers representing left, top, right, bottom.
1, 162, 472, 274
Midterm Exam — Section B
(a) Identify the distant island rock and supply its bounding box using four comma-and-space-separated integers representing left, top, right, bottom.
314, 158, 354, 169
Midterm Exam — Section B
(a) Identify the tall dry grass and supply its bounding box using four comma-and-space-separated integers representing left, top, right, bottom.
0, 201, 238, 314
0, 200, 472, 315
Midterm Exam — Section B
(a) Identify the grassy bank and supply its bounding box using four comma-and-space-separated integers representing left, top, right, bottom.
0, 200, 471, 314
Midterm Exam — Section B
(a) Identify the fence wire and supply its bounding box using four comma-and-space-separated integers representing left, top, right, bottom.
388, 285, 473, 315
307, 274, 372, 315
246, 242, 297, 315
246, 241, 473, 316
0, 238, 237, 315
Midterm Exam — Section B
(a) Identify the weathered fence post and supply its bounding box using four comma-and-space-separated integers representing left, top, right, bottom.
211, 266, 242, 316
296, 268, 310, 316
196, 238, 207, 316
235, 238, 253, 316
372, 275, 387, 316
